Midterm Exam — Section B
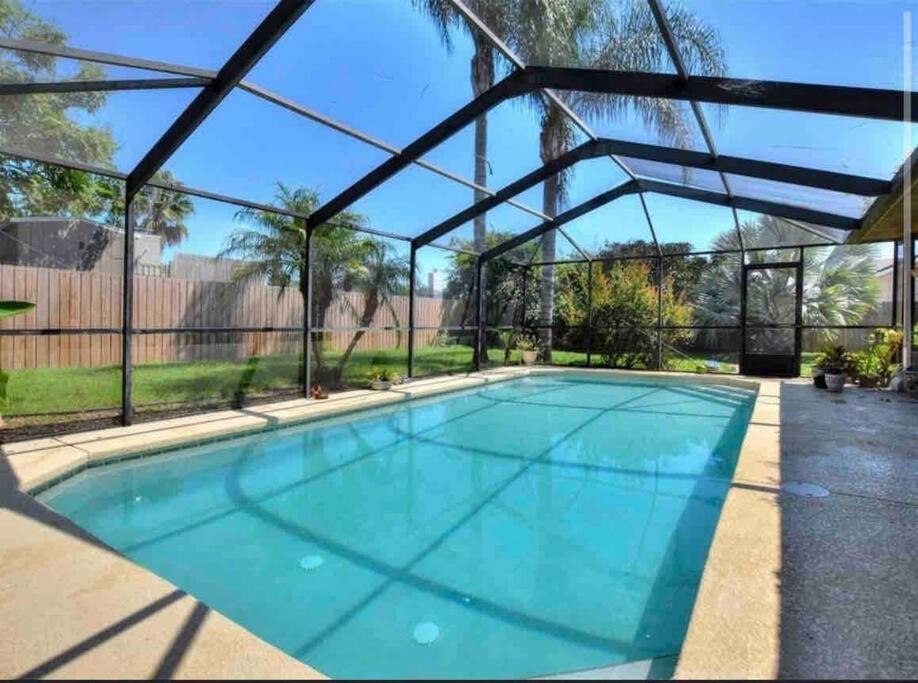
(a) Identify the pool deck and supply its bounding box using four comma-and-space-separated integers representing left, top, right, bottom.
676, 377, 918, 679
1, 367, 915, 678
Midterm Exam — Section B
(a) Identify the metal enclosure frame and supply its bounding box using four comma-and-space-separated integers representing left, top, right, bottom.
0, 0, 915, 434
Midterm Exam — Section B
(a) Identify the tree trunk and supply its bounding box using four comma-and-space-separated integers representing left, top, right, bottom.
470, 37, 494, 366
337, 289, 380, 374
539, 201, 557, 361
470, 37, 493, 254
311, 273, 333, 376
538, 104, 569, 362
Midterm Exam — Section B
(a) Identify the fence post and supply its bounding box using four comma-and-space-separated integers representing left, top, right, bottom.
740, 256, 748, 375
408, 245, 416, 378
121, 198, 134, 425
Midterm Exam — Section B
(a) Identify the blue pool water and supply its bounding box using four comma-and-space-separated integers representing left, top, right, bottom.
40, 373, 755, 679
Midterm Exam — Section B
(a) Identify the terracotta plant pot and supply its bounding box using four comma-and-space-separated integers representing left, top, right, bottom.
521, 350, 537, 366
824, 371, 845, 393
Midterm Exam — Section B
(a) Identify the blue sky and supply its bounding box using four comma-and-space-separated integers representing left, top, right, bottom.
23, 0, 918, 276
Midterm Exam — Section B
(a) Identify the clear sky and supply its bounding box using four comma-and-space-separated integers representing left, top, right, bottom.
23, 0, 918, 277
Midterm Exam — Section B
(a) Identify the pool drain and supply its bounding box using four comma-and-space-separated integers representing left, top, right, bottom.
783, 482, 829, 498
299, 554, 324, 571
412, 621, 440, 645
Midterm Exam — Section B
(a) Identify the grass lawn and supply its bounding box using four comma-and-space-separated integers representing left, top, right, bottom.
2, 344, 756, 425
800, 352, 819, 378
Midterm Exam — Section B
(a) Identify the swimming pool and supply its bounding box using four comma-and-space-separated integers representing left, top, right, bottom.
39, 372, 755, 679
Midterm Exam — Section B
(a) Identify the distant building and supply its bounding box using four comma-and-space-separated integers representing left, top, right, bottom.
0, 217, 162, 275
427, 269, 444, 297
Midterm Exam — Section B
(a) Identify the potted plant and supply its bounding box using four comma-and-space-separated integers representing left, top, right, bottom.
517, 335, 538, 366
819, 345, 850, 393
855, 354, 880, 389
368, 366, 398, 391
811, 359, 827, 389
0, 301, 35, 427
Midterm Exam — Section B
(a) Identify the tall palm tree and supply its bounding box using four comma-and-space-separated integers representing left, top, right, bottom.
412, 0, 517, 254
513, 0, 725, 358
132, 170, 195, 247
222, 183, 407, 384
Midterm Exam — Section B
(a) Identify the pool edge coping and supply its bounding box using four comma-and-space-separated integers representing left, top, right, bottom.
674, 376, 782, 679
2, 367, 780, 680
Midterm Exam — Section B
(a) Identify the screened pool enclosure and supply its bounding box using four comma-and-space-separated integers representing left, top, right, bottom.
0, 0, 914, 436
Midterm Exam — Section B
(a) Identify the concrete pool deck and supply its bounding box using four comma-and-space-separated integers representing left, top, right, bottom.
0, 367, 915, 678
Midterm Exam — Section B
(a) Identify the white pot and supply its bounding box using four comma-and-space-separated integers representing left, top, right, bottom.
371, 380, 392, 391
824, 372, 845, 393
521, 350, 537, 366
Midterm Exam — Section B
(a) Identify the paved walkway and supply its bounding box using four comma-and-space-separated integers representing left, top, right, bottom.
775, 381, 918, 678
679, 379, 918, 679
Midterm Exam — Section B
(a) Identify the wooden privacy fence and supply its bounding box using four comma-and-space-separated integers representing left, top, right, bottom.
0, 264, 463, 370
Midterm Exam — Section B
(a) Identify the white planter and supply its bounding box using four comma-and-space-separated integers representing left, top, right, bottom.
521, 350, 537, 366
371, 380, 392, 391
824, 372, 845, 393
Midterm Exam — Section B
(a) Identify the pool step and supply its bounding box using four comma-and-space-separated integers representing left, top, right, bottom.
535, 655, 678, 680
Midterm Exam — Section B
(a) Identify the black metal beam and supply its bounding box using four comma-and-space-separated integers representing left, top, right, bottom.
303, 227, 313, 397
0, 77, 209, 96
409, 135, 887, 255
482, 180, 640, 261
558, 226, 593, 261
522, 67, 917, 122
0, 36, 217, 78
308, 72, 527, 228
600, 139, 889, 196
125, 0, 312, 199
412, 141, 600, 248
638, 179, 860, 230
0, 144, 413, 244
0, 35, 541, 223
639, 192, 662, 254
407, 245, 416, 378
241, 81, 546, 221
0, 145, 127, 180
646, 0, 738, 203
121, 200, 134, 425
474, 257, 485, 371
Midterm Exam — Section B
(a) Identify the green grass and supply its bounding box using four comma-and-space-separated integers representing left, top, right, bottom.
0, 344, 758, 425
800, 352, 819, 378
1, 345, 485, 420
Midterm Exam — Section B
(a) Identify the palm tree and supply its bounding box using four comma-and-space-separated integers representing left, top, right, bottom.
335, 241, 410, 371
133, 170, 194, 247
693, 216, 881, 346
412, 0, 517, 253
222, 183, 408, 385
512, 0, 725, 358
